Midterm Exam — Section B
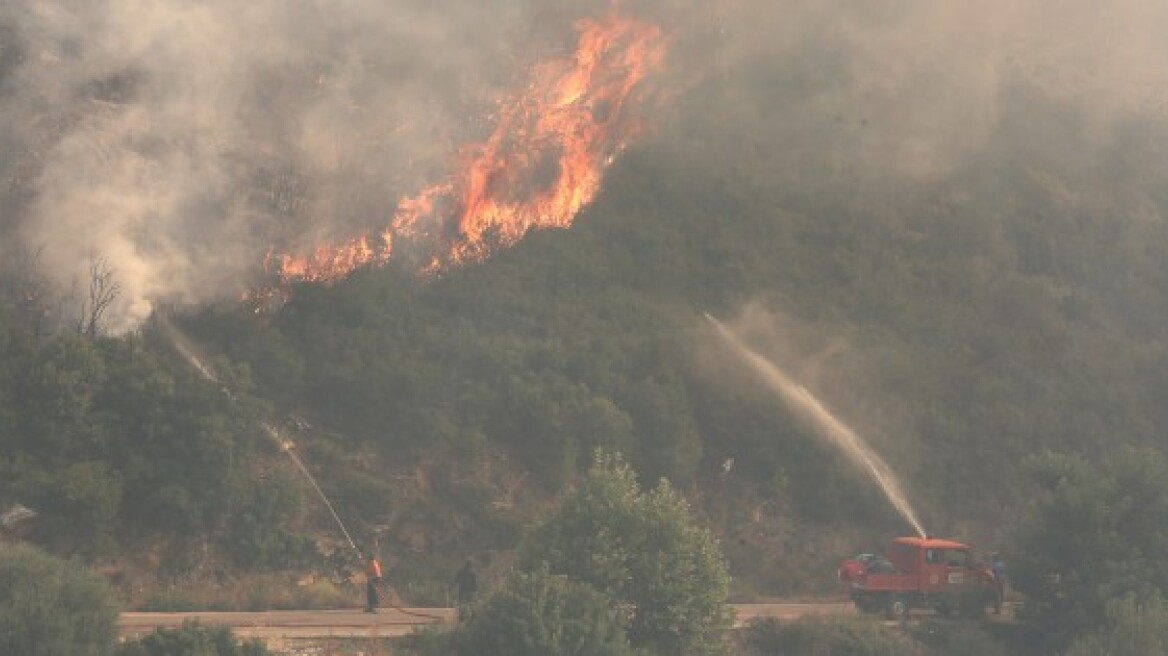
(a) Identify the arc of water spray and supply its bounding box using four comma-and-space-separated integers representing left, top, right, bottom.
704, 313, 927, 538
160, 319, 363, 560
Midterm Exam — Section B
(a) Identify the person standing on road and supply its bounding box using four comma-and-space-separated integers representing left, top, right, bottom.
454, 560, 478, 605
365, 553, 383, 613
990, 552, 1006, 614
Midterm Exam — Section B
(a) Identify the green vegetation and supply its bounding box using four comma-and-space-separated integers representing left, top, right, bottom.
742, 617, 922, 656
1065, 596, 1168, 656
0, 543, 117, 656
114, 621, 272, 656
520, 451, 733, 655
407, 453, 729, 655
0, 544, 271, 655
1009, 447, 1168, 647
0, 322, 319, 575
413, 567, 634, 656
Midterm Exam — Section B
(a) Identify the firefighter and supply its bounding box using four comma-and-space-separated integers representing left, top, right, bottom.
454, 559, 478, 605
365, 552, 383, 613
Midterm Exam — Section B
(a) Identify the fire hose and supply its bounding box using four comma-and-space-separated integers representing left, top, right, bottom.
164, 319, 459, 621
374, 579, 448, 622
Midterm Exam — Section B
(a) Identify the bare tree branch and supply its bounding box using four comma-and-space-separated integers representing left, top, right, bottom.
77, 252, 122, 337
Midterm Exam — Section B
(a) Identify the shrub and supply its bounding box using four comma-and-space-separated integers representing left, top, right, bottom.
448, 567, 633, 656
519, 450, 733, 655
115, 621, 272, 656
0, 543, 118, 656
1065, 595, 1168, 656
744, 616, 922, 656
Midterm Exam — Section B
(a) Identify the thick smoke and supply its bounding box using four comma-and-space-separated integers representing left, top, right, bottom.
0, 0, 580, 332
659, 0, 1168, 187
3, 0, 1167, 332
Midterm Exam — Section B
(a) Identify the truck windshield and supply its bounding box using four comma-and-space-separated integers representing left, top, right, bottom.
944, 550, 970, 566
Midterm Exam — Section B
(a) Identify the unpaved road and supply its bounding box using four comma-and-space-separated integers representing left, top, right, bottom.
118, 602, 859, 642
119, 607, 457, 640
120, 601, 1014, 644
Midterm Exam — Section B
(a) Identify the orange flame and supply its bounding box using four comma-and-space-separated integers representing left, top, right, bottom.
261, 11, 666, 293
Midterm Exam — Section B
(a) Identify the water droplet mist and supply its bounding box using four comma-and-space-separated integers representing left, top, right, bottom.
705, 313, 927, 538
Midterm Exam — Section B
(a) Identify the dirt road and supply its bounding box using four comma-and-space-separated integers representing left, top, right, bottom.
119, 607, 456, 641
119, 601, 1013, 650
119, 602, 859, 641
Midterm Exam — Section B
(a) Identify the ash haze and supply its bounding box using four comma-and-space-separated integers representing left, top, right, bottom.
2, 1, 1168, 332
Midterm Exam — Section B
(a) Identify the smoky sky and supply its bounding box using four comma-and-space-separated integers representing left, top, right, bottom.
2, 0, 1167, 332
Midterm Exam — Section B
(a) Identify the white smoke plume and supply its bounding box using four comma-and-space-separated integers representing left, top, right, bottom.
0, 0, 570, 332
3, 0, 1167, 332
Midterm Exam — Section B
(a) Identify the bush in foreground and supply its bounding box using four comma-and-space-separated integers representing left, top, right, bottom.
743, 616, 922, 656
0, 542, 118, 656
1065, 595, 1168, 656
520, 450, 733, 655
115, 621, 272, 656
405, 567, 632, 656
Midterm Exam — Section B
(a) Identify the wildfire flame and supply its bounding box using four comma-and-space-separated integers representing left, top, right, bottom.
260, 12, 666, 295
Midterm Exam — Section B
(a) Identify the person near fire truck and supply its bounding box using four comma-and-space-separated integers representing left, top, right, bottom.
990, 552, 1007, 614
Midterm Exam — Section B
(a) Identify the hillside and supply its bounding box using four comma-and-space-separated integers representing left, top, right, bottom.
2, 0, 1168, 610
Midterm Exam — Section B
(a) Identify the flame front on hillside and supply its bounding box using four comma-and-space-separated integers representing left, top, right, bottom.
259, 12, 665, 298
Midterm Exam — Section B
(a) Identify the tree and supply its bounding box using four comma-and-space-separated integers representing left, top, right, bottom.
1010, 447, 1168, 643
0, 543, 118, 656
520, 450, 733, 655
76, 253, 122, 338
435, 567, 633, 656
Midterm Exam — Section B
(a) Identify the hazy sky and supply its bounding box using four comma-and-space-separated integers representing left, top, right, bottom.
2, 0, 1166, 332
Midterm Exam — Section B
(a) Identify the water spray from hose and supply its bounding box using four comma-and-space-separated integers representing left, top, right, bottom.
704, 312, 927, 538
159, 317, 363, 560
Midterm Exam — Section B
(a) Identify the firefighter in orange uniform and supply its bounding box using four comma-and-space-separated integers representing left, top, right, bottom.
365, 553, 382, 613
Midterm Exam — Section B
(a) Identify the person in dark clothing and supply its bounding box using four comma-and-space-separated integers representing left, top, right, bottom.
454, 560, 478, 605
365, 554, 382, 613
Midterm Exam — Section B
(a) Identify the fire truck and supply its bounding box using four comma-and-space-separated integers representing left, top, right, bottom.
837, 536, 998, 619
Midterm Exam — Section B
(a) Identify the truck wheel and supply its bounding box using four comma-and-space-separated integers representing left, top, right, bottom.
886, 595, 910, 620
933, 598, 953, 617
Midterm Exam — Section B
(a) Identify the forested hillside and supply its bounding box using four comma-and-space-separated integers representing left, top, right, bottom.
2, 1, 1168, 637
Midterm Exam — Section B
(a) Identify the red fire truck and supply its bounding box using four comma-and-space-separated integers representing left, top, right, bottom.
837, 536, 998, 619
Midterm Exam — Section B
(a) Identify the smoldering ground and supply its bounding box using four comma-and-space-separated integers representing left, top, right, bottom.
3, 0, 1168, 332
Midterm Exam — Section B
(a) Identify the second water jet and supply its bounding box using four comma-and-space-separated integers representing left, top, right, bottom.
705, 313, 927, 538
161, 317, 363, 559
